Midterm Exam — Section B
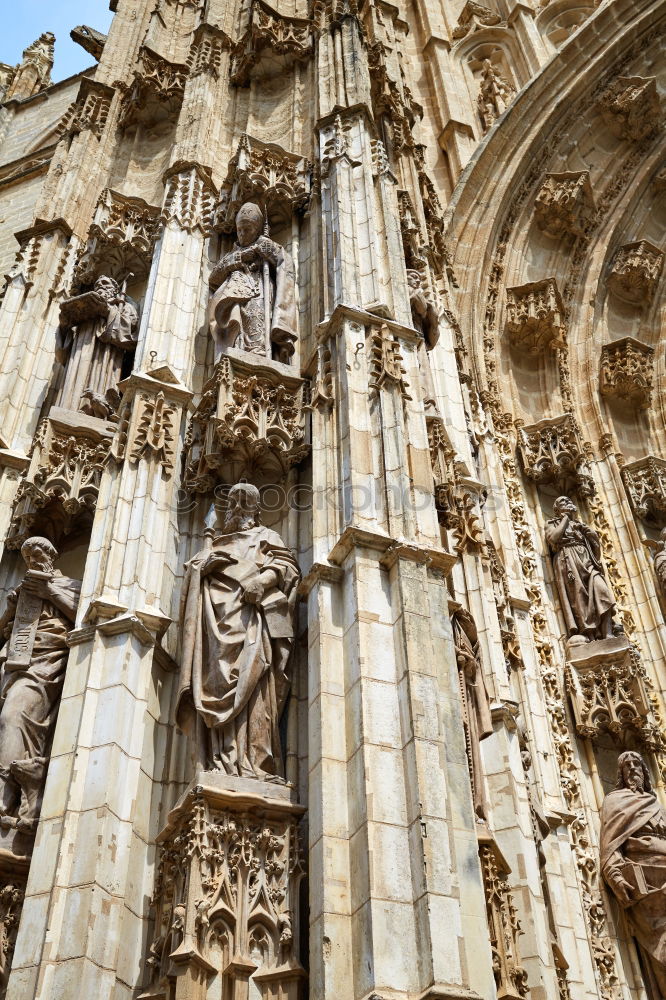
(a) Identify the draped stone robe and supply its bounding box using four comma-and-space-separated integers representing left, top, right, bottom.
545, 515, 615, 639
177, 525, 300, 779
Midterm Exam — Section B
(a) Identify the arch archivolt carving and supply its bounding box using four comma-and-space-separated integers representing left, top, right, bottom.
446, 0, 666, 994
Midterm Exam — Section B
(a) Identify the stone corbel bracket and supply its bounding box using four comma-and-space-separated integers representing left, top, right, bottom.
117, 45, 189, 129
606, 239, 664, 307
215, 133, 312, 232
564, 636, 657, 745
184, 348, 310, 493
73, 188, 161, 288
230, 0, 313, 86
6, 407, 115, 550
621, 455, 666, 526
534, 171, 594, 240
599, 336, 654, 410
505, 277, 565, 354
598, 75, 662, 142
517, 413, 594, 497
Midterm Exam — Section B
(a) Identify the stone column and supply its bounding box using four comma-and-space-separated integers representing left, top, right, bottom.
6, 369, 191, 999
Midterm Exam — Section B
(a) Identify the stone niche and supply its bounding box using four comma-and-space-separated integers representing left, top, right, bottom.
6, 408, 114, 550
621, 456, 666, 526
140, 777, 306, 1000
565, 636, 657, 746
606, 240, 664, 307
504, 277, 565, 354
599, 337, 654, 410
534, 171, 594, 240
230, 0, 312, 86
517, 414, 594, 496
184, 348, 310, 492
598, 75, 662, 142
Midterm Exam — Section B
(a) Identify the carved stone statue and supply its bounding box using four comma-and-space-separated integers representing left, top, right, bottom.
56, 274, 139, 419
545, 496, 618, 644
0, 537, 81, 833
651, 527, 666, 597
177, 483, 301, 779
208, 202, 298, 365
600, 751, 666, 997
452, 608, 493, 821
407, 268, 439, 412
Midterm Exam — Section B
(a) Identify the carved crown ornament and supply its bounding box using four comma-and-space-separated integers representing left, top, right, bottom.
534, 171, 594, 240
184, 348, 310, 492
117, 46, 189, 128
6, 408, 114, 550
598, 75, 662, 142
452, 0, 504, 38
517, 414, 594, 497
162, 162, 217, 235
215, 134, 311, 232
599, 337, 654, 410
230, 0, 312, 86
565, 637, 663, 750
621, 456, 666, 526
73, 188, 161, 288
606, 240, 664, 306
504, 277, 565, 354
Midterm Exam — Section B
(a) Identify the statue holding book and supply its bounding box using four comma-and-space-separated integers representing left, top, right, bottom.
600, 751, 666, 996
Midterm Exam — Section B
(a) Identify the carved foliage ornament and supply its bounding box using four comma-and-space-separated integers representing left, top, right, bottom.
75, 189, 160, 287
162, 163, 217, 235
368, 324, 412, 400
517, 414, 594, 496
505, 278, 565, 355
479, 842, 529, 999
534, 171, 594, 240
606, 240, 664, 306
452, 0, 503, 38
117, 47, 189, 128
55, 80, 114, 142
230, 0, 312, 86
598, 76, 662, 142
216, 134, 311, 232
599, 337, 653, 409
621, 456, 666, 526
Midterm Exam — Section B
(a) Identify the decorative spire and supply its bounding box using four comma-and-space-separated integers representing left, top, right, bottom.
6, 32, 55, 101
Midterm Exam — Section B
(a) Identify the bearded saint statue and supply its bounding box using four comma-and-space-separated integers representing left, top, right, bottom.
0, 536, 80, 833
545, 496, 618, 643
600, 751, 666, 997
208, 202, 298, 365
177, 483, 300, 779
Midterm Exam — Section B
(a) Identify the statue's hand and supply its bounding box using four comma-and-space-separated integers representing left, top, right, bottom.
609, 873, 635, 907
201, 553, 234, 578
243, 578, 264, 605
20, 576, 53, 599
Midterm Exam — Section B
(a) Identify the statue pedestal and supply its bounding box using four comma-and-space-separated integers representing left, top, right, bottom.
565, 635, 656, 744
141, 774, 306, 1000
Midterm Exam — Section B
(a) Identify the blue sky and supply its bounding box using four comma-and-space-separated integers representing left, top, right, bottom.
1, 1, 114, 83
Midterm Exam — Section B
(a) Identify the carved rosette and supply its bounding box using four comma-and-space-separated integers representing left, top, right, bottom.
230, 0, 312, 85
598, 75, 662, 141
6, 409, 114, 549
606, 240, 664, 306
216, 134, 311, 232
117, 46, 189, 128
74, 189, 160, 287
534, 171, 594, 239
564, 637, 661, 746
478, 837, 529, 1000
185, 349, 309, 491
599, 337, 654, 409
517, 414, 594, 496
621, 456, 666, 526
505, 278, 565, 354
143, 784, 306, 999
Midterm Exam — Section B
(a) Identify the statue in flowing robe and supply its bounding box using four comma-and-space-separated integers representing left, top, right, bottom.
407, 268, 439, 413
601, 751, 666, 997
0, 537, 80, 832
177, 483, 300, 779
545, 496, 618, 643
208, 202, 298, 365
56, 274, 139, 419
452, 608, 493, 820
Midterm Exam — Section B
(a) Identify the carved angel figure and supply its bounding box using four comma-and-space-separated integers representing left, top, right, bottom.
600, 751, 666, 997
56, 274, 139, 419
208, 202, 298, 365
177, 483, 300, 779
545, 496, 618, 643
0, 537, 80, 833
